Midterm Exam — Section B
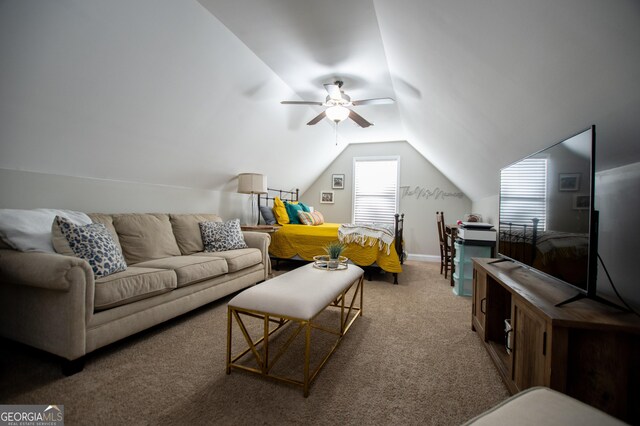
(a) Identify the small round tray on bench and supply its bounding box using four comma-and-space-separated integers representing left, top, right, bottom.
312, 255, 349, 271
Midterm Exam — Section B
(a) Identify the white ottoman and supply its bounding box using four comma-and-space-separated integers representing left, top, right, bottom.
226, 263, 365, 397
463, 386, 627, 426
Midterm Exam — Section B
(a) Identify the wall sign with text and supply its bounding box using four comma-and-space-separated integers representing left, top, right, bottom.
400, 186, 463, 201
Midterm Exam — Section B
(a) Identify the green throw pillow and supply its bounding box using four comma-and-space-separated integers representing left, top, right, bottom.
298, 202, 311, 213
284, 202, 304, 224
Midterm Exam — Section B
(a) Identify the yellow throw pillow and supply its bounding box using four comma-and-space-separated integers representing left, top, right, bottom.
273, 197, 290, 225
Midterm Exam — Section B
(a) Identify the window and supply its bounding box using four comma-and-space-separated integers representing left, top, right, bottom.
352, 157, 399, 225
500, 158, 547, 230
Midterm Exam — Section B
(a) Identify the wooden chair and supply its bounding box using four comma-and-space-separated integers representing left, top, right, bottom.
449, 227, 457, 286
436, 211, 454, 280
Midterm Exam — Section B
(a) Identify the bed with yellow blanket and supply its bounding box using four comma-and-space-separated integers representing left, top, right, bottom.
271, 222, 402, 270
259, 189, 404, 284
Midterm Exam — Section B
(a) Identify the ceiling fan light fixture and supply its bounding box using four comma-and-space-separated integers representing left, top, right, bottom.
325, 105, 350, 122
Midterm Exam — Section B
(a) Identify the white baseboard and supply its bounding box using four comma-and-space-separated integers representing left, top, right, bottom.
406, 254, 440, 263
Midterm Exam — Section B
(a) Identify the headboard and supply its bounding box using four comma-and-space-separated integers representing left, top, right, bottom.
257, 188, 299, 224
256, 187, 405, 264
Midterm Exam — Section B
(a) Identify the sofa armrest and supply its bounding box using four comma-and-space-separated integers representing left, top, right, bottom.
0, 248, 95, 360
0, 248, 92, 291
242, 231, 271, 278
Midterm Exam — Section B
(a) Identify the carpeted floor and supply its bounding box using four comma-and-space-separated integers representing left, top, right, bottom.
0, 261, 509, 425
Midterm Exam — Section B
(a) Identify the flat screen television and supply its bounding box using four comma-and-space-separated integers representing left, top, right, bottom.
498, 125, 598, 305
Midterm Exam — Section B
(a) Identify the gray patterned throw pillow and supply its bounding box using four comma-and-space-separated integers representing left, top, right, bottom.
199, 219, 247, 252
55, 216, 127, 278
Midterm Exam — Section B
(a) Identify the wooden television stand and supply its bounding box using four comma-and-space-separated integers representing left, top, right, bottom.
471, 258, 640, 424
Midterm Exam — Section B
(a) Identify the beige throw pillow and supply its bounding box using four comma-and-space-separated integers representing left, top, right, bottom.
169, 214, 222, 255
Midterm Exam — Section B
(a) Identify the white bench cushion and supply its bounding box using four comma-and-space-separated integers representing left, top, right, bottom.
229, 263, 364, 320
463, 386, 626, 426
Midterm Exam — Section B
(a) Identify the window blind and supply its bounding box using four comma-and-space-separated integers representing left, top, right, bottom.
353, 158, 398, 225
500, 158, 547, 231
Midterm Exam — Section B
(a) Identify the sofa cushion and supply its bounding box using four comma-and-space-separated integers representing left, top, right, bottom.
94, 267, 177, 311
53, 216, 127, 279
193, 248, 262, 273
199, 219, 247, 252
169, 214, 222, 255
135, 256, 228, 287
112, 214, 181, 264
87, 213, 122, 250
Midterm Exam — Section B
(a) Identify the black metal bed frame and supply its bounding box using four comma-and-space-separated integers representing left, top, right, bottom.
257, 188, 299, 215
498, 218, 539, 265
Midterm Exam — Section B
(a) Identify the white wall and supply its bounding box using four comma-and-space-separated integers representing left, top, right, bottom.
471, 195, 499, 225
595, 162, 640, 311
0, 0, 337, 196
0, 168, 253, 223
299, 141, 472, 259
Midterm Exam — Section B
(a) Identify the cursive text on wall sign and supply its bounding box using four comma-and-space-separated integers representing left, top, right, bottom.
400, 186, 464, 200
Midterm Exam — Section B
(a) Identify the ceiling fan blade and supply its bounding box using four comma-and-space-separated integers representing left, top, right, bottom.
348, 110, 373, 128
281, 100, 324, 105
323, 84, 343, 101
351, 97, 395, 106
307, 111, 326, 125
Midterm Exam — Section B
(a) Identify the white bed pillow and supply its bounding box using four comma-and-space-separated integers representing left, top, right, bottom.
0, 208, 92, 252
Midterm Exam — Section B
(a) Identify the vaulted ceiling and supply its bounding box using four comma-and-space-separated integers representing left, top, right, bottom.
200, 0, 640, 200
1, 1, 639, 202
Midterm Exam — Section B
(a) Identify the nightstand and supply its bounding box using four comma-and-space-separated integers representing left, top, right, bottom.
241, 225, 279, 233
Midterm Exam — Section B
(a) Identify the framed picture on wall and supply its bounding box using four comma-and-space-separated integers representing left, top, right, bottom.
320, 191, 334, 204
559, 173, 580, 191
573, 194, 590, 210
332, 174, 345, 189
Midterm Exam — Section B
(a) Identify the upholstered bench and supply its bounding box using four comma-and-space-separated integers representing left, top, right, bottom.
463, 386, 627, 426
226, 263, 365, 396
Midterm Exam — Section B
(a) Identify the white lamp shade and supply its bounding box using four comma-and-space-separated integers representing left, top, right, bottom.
238, 173, 267, 194
325, 105, 350, 122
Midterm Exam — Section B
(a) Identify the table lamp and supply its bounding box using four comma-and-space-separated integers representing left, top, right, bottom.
237, 173, 268, 226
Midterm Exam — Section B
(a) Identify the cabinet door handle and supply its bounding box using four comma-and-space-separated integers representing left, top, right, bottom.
542, 331, 547, 356
480, 298, 486, 314
505, 329, 513, 353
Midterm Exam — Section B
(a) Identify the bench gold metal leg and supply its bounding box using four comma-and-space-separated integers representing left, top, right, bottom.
226, 273, 364, 397
226, 306, 232, 374
303, 321, 311, 398
233, 309, 263, 369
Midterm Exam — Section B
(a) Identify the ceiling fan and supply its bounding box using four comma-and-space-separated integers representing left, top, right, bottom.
281, 80, 395, 128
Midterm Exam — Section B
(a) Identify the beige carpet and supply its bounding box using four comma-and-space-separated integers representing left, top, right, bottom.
0, 261, 509, 425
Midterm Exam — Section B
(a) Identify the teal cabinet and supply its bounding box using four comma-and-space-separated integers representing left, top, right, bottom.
453, 241, 492, 296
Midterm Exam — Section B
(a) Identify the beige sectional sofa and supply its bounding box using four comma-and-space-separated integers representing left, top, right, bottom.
0, 213, 270, 374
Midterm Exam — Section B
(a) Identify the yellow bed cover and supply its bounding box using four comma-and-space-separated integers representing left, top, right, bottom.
269, 223, 402, 273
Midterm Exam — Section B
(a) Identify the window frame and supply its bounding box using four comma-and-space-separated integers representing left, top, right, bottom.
351, 155, 400, 225
499, 156, 548, 231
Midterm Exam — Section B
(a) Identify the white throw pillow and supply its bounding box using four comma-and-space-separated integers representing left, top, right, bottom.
0, 208, 92, 252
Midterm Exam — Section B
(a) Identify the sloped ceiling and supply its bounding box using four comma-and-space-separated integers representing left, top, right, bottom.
200, 0, 640, 200
1, 1, 638, 202
0, 0, 341, 195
